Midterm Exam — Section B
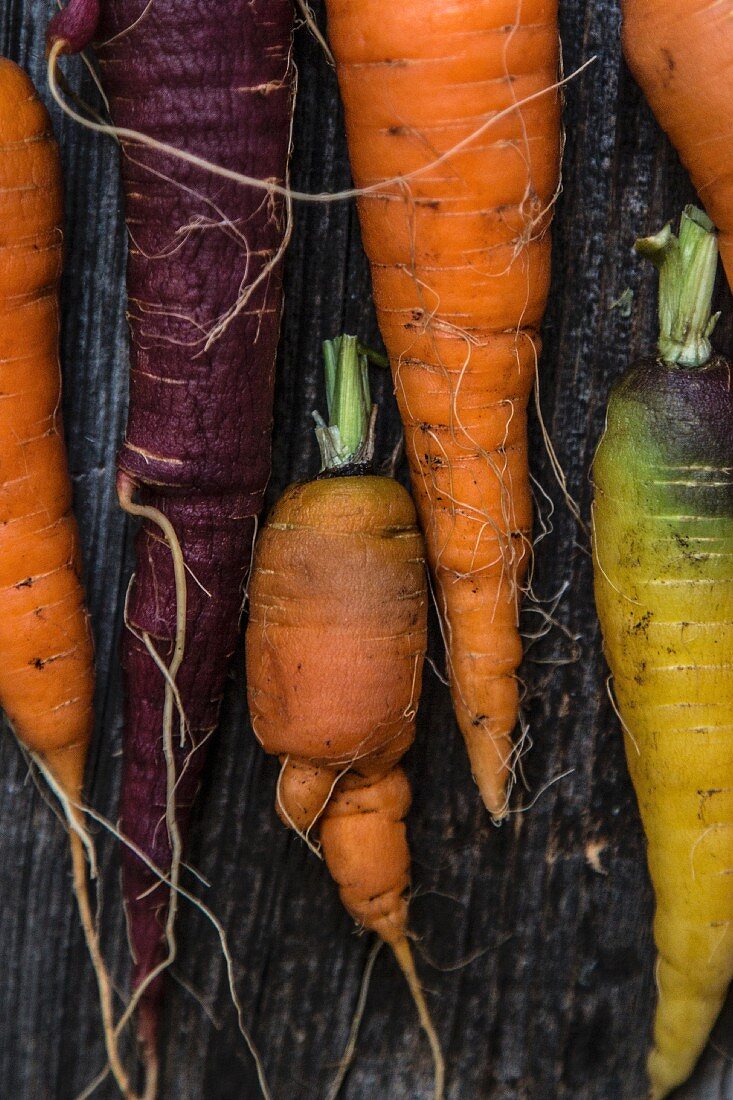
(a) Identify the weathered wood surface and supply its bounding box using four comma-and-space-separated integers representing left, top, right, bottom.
1, 2, 732, 1098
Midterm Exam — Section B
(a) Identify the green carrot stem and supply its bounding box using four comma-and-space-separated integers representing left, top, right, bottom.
635, 205, 720, 368
315, 335, 377, 470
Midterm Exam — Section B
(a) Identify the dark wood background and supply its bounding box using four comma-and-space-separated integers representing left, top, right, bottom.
2, 2, 732, 1098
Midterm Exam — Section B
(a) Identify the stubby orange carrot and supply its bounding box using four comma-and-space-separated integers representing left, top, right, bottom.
623, 0, 733, 292
324, 0, 562, 816
246, 337, 443, 1096
0, 59, 134, 1099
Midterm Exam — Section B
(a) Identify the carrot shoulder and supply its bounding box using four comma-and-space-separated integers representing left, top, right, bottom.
324, 0, 562, 816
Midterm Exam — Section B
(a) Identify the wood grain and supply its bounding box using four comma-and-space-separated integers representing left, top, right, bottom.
1, 2, 731, 1097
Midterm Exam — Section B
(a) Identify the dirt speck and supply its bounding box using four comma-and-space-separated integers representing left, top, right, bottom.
585, 838, 608, 876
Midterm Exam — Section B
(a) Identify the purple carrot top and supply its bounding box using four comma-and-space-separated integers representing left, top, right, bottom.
52, 0, 293, 507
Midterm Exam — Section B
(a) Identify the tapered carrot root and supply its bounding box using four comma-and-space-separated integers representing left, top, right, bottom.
278, 757, 446, 1095
321, 768, 445, 1096
0, 60, 93, 777
249, 479, 442, 1092
0, 58, 136, 1098
325, 0, 561, 815
279, 763, 414, 944
320, 768, 412, 943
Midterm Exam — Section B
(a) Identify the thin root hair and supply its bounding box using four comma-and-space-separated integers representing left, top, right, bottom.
31, 755, 140, 1100
76, 803, 273, 1100
325, 938, 383, 1100
293, 0, 335, 66
47, 43, 595, 207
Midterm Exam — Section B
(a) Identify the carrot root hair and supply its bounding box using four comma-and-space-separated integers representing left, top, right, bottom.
31, 754, 139, 1099
117, 473, 188, 1091
78, 802, 273, 1100
46, 40, 594, 208
115, 480, 271, 1099
325, 938, 383, 1100
137, 1001, 159, 1100
293, 0, 334, 66
392, 936, 445, 1100
69, 829, 140, 1100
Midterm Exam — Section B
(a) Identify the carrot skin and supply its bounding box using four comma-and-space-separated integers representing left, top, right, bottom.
0, 60, 140, 1100
49, 0, 296, 1042
247, 336, 444, 1092
320, 767, 412, 944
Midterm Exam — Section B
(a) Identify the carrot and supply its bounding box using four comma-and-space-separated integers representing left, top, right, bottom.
0, 57, 138, 1098
622, 0, 733, 292
246, 336, 443, 1097
592, 207, 733, 1099
0, 58, 92, 807
47, 0, 296, 1086
323, 0, 562, 816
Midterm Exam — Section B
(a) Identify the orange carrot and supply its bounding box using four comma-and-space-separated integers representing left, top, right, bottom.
246, 337, 443, 1096
324, 0, 562, 816
622, 0, 733, 292
0, 58, 93, 800
0, 58, 135, 1099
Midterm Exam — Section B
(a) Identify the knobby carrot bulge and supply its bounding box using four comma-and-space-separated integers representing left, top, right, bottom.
622, 0, 733, 292
324, 0, 562, 816
246, 337, 444, 1098
0, 59, 137, 1098
47, 0, 296, 1089
593, 208, 733, 1099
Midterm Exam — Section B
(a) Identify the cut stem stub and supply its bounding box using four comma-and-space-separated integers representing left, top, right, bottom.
635, 204, 720, 369
314, 335, 380, 471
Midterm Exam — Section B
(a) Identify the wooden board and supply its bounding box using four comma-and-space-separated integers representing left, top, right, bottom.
1, 3, 731, 1097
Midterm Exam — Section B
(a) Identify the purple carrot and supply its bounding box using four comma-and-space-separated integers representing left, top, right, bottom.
48, 0, 296, 1077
